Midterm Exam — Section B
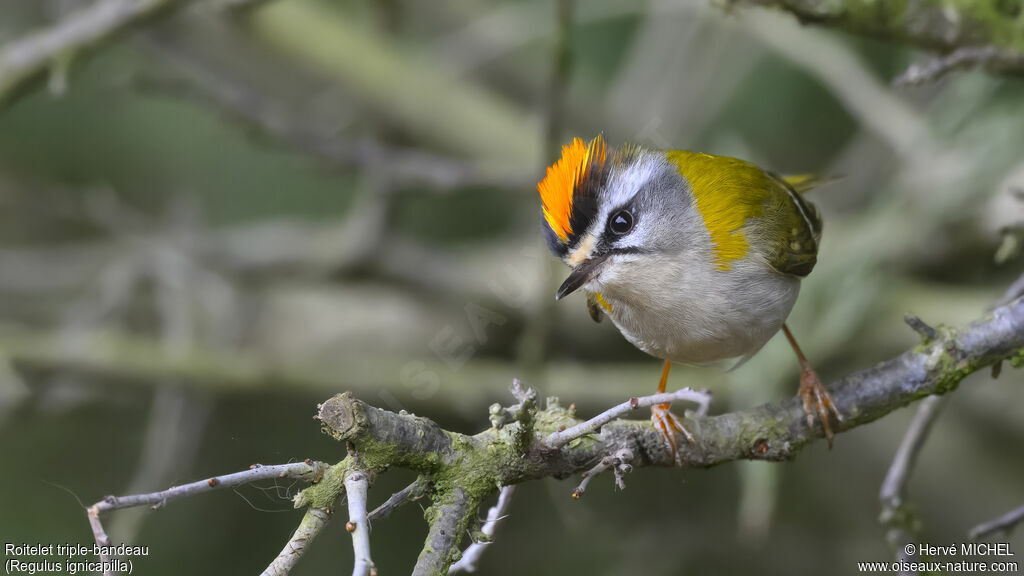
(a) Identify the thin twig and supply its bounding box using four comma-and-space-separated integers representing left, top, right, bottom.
904, 315, 938, 341
996, 271, 1024, 308
448, 485, 517, 574
970, 504, 1024, 540
132, 37, 528, 191
345, 471, 375, 576
895, 46, 1024, 87
368, 476, 430, 522
0, 0, 190, 107
571, 448, 634, 499
514, 0, 574, 368
489, 379, 537, 431
543, 0, 573, 157
110, 207, 213, 543
545, 388, 711, 449
87, 461, 327, 563
879, 395, 947, 559
260, 507, 332, 576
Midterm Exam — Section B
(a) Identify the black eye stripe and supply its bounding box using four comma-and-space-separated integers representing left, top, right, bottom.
607, 209, 634, 236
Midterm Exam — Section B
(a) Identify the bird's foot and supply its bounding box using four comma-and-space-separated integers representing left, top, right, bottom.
798, 367, 844, 448
651, 403, 694, 465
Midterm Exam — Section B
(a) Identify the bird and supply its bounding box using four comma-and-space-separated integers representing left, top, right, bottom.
537, 134, 842, 459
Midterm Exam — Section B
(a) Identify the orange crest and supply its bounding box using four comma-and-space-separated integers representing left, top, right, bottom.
538, 135, 606, 242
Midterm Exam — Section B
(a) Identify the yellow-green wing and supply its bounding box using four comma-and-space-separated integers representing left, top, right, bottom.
667, 151, 823, 278
757, 172, 823, 278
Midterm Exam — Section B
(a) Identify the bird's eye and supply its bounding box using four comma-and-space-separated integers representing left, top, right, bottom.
607, 209, 634, 236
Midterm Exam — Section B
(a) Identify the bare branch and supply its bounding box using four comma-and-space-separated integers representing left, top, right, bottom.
970, 504, 1024, 540
878, 395, 948, 559
368, 476, 430, 522
86, 507, 114, 576
736, 0, 1024, 78
87, 460, 328, 567
259, 507, 332, 576
996, 272, 1024, 308
571, 448, 634, 499
345, 471, 375, 576
903, 315, 939, 342
0, 0, 190, 108
895, 47, 1024, 87
448, 485, 517, 574
544, 387, 711, 449
89, 461, 326, 514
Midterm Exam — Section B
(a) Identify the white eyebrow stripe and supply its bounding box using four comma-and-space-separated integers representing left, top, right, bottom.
605, 157, 659, 207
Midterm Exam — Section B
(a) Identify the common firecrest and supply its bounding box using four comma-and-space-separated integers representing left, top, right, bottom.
538, 135, 843, 458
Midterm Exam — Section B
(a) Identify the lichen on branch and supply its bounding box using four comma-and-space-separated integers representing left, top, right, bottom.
86, 296, 1024, 576
306, 296, 1024, 575
737, 0, 1024, 78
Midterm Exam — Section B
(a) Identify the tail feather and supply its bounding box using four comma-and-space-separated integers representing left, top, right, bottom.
780, 173, 841, 194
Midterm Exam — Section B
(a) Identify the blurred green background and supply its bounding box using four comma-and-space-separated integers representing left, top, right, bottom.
0, 0, 1022, 574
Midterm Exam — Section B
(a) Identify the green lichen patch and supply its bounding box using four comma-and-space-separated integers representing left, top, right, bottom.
432, 441, 511, 501
1009, 347, 1024, 368
358, 431, 447, 474
534, 398, 580, 437
926, 345, 975, 395
294, 458, 351, 511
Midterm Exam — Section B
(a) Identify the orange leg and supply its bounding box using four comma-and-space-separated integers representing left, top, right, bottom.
658, 358, 671, 394
782, 324, 844, 447
650, 359, 695, 463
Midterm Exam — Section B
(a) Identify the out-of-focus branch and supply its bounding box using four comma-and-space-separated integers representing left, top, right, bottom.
736, 0, 1024, 79
895, 46, 1024, 86
738, 9, 926, 153
109, 201, 215, 545
970, 504, 1024, 540
0, 320, 739, 410
878, 394, 947, 562
244, 0, 541, 166
516, 0, 574, 368
997, 271, 1024, 308
0, 0, 190, 108
133, 36, 531, 191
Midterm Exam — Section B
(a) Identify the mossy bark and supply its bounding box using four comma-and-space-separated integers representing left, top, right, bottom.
742, 0, 1024, 64
310, 296, 1024, 575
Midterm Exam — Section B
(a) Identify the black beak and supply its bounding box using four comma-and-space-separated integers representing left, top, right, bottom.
555, 253, 609, 300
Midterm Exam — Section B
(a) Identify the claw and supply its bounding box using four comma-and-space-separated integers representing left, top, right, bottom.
798, 367, 843, 448
651, 403, 694, 465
